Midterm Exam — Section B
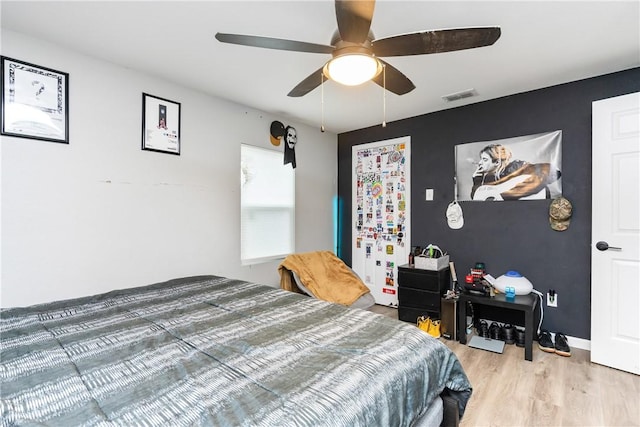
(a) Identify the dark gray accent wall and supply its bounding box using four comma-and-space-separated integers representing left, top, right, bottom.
337, 68, 640, 340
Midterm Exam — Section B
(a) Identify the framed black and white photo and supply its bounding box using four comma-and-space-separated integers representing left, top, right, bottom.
142, 93, 181, 155
1, 56, 69, 144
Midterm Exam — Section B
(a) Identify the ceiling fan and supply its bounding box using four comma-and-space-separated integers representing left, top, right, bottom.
215, 0, 500, 97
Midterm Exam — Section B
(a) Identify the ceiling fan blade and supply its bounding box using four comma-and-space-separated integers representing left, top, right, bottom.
215, 33, 334, 54
335, 0, 375, 44
372, 27, 501, 57
287, 67, 328, 97
372, 60, 416, 95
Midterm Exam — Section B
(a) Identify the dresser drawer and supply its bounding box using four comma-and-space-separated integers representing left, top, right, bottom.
397, 268, 449, 292
398, 287, 441, 311
398, 306, 440, 323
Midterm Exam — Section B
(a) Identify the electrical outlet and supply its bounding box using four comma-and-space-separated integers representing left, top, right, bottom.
547, 292, 558, 307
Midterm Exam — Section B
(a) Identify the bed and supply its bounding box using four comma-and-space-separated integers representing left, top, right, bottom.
0, 275, 471, 426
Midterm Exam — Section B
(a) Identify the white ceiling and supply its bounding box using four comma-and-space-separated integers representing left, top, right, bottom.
2, 1, 639, 134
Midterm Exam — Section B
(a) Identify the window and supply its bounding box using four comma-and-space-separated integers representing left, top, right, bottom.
241, 144, 295, 264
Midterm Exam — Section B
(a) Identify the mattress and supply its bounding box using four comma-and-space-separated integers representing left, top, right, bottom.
0, 275, 471, 426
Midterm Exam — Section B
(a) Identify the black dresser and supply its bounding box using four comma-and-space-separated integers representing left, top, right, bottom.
397, 264, 450, 323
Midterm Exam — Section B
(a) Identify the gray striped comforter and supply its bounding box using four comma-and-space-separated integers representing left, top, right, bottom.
1, 275, 471, 426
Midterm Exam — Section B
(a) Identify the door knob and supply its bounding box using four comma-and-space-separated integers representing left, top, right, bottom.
596, 241, 622, 251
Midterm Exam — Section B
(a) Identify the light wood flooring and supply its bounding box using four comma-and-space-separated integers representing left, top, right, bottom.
368, 304, 640, 426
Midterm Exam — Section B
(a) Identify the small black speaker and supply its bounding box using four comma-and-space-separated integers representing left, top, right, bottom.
440, 298, 457, 340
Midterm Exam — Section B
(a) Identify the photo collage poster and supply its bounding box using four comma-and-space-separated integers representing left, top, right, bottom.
352, 136, 410, 306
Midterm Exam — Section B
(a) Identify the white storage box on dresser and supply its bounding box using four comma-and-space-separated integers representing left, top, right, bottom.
414, 254, 450, 271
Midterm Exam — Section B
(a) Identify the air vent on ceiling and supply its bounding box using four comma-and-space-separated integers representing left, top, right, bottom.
442, 89, 478, 102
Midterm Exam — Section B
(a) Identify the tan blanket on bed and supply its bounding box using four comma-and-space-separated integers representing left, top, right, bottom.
278, 251, 370, 306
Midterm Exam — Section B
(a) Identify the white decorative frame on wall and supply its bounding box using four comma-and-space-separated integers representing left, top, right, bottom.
1, 56, 69, 144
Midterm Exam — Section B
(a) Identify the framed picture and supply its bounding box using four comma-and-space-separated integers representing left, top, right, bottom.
1, 56, 69, 144
142, 93, 181, 155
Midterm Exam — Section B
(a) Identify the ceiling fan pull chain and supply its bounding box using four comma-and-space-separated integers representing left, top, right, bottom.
382, 64, 387, 128
320, 73, 326, 132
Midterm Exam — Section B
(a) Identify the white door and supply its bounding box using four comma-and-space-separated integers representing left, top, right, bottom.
591, 92, 640, 375
352, 136, 410, 306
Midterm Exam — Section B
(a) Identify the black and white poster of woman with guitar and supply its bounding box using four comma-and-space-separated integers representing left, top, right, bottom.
455, 131, 562, 202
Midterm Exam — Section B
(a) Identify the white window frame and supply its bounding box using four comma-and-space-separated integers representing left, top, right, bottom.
240, 144, 295, 265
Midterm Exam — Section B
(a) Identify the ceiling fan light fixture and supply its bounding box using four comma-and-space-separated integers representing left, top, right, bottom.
324, 54, 381, 86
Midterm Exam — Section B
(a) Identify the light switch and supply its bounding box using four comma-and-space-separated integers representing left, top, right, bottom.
425, 189, 434, 201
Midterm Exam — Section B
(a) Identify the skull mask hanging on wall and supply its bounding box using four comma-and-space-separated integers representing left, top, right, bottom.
283, 125, 297, 169
270, 121, 297, 169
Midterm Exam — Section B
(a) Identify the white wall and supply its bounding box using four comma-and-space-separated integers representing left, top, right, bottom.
0, 30, 337, 308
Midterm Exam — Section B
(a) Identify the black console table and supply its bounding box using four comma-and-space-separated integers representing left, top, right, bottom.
457, 292, 538, 361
